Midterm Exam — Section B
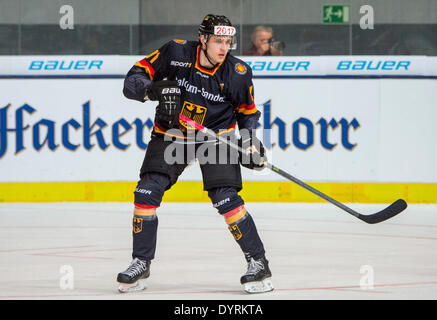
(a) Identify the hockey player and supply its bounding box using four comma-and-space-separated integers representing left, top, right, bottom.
117, 14, 273, 294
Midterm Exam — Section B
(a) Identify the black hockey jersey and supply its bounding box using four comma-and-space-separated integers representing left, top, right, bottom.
123, 40, 260, 139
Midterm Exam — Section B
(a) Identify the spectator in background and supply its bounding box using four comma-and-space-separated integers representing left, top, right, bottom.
243, 25, 285, 56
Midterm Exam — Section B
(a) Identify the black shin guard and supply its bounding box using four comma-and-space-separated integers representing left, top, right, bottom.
132, 215, 158, 261
131, 172, 169, 261
208, 187, 266, 261
228, 212, 265, 261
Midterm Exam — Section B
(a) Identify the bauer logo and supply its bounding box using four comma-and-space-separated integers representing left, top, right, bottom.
28, 59, 104, 71
243, 60, 311, 72
336, 59, 411, 71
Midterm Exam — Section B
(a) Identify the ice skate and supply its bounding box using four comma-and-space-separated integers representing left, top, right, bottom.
240, 256, 274, 294
117, 258, 151, 293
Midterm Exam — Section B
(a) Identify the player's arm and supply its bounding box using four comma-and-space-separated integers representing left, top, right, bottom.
122, 42, 183, 127
122, 42, 173, 102
122, 65, 153, 102
232, 65, 260, 131
233, 69, 266, 170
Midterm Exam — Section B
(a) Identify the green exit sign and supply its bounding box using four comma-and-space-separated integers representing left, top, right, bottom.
322, 5, 350, 24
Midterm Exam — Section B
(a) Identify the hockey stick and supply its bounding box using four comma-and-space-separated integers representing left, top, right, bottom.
179, 114, 407, 224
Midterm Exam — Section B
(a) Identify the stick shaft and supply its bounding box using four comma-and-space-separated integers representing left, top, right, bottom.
181, 114, 360, 217
265, 163, 360, 218
179, 114, 407, 224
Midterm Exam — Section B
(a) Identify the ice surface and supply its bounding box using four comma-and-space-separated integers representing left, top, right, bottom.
0, 202, 436, 300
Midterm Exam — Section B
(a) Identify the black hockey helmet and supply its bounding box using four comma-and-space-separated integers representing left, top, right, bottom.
199, 14, 233, 35
199, 14, 237, 49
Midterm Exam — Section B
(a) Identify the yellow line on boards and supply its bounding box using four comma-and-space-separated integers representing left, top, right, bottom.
0, 181, 436, 203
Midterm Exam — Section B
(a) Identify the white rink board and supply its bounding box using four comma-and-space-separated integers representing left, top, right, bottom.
0, 78, 436, 183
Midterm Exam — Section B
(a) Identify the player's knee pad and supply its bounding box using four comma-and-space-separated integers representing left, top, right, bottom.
134, 172, 169, 208
208, 187, 244, 215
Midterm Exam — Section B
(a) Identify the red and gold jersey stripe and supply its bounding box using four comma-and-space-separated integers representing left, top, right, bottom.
153, 122, 236, 139
249, 85, 254, 101
135, 58, 156, 80
145, 49, 160, 63
217, 123, 236, 135
153, 122, 189, 139
236, 102, 257, 115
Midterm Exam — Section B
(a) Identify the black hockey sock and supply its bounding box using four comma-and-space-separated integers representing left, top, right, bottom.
225, 207, 265, 261
132, 213, 158, 261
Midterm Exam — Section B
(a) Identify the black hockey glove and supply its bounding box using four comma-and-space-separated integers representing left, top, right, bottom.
147, 80, 182, 127
238, 133, 267, 171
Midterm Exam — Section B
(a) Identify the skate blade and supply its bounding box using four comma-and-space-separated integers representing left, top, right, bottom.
242, 278, 274, 294
118, 279, 147, 293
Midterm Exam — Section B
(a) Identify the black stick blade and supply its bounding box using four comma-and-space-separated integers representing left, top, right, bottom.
359, 199, 408, 224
